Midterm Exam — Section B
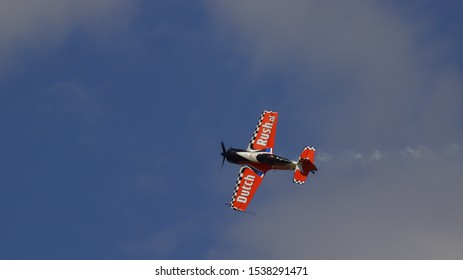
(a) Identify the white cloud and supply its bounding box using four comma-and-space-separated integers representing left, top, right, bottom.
210, 148, 463, 259
205, 0, 463, 149
317, 144, 459, 166
445, 143, 462, 155
205, 0, 463, 259
0, 0, 137, 71
352, 152, 364, 160
315, 150, 333, 163
401, 145, 431, 158
370, 150, 384, 161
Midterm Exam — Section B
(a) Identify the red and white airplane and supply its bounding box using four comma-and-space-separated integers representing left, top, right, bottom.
221, 110, 317, 212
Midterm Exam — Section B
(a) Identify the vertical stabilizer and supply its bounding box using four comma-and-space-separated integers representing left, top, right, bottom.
293, 146, 317, 184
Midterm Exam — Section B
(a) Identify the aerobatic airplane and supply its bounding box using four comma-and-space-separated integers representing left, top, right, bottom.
221, 110, 317, 212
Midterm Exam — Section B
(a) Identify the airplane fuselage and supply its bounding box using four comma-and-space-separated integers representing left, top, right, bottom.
221, 110, 317, 212
225, 148, 296, 171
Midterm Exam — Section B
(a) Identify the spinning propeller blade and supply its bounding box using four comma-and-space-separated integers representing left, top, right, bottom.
221, 142, 227, 167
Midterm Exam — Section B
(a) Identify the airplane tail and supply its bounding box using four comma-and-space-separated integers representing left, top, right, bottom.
293, 146, 317, 184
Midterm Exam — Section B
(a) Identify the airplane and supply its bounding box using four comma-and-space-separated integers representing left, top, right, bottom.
221, 110, 318, 212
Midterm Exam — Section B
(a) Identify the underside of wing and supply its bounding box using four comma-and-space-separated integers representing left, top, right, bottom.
229, 165, 265, 212
247, 110, 278, 153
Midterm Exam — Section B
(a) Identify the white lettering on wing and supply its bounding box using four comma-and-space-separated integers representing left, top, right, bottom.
256, 115, 275, 147
236, 174, 256, 203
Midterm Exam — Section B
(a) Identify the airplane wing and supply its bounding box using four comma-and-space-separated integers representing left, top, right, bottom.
247, 110, 278, 153
229, 165, 266, 212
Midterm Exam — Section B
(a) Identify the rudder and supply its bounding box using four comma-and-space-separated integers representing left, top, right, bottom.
293, 146, 317, 184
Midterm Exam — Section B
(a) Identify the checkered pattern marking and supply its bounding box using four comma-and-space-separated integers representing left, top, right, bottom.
248, 111, 269, 150
230, 166, 245, 210
299, 146, 316, 160
293, 146, 316, 185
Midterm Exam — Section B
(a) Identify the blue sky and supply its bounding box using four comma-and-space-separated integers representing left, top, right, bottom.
1, 0, 462, 259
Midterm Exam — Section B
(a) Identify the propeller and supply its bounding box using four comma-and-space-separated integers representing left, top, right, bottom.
221, 141, 227, 167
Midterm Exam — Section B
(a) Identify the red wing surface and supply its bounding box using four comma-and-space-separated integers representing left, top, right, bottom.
230, 165, 265, 212
247, 111, 278, 153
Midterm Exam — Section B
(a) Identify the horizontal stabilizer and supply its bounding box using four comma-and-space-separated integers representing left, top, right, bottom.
293, 146, 317, 184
